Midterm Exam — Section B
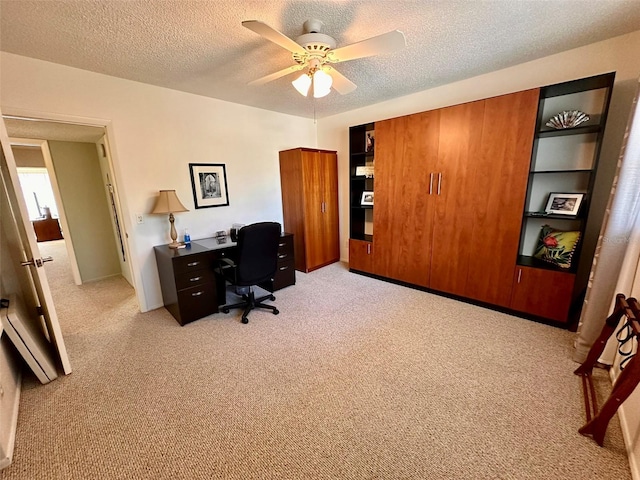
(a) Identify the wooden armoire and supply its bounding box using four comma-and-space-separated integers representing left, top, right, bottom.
279, 148, 340, 273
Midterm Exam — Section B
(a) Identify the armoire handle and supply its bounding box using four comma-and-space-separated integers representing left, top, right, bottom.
429, 173, 434, 195
437, 173, 442, 195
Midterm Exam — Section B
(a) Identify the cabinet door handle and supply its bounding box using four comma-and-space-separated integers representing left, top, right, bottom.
191, 291, 204, 297
187, 261, 200, 267
367, 244, 371, 255
190, 276, 202, 282
429, 173, 434, 195
517, 269, 522, 284
437, 173, 442, 195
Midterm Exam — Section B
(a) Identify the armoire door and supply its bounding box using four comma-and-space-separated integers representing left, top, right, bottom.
301, 149, 339, 272
429, 100, 485, 296
464, 89, 539, 306
318, 150, 340, 267
374, 111, 439, 286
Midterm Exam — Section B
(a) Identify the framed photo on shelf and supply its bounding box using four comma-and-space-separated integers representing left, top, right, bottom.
365, 130, 375, 152
544, 192, 584, 216
189, 163, 230, 209
355, 165, 374, 177
361, 191, 374, 206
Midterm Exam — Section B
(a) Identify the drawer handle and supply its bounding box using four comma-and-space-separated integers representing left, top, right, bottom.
191, 291, 204, 297
279, 266, 289, 271
190, 276, 202, 282
278, 254, 287, 259
187, 261, 200, 267
278, 242, 286, 247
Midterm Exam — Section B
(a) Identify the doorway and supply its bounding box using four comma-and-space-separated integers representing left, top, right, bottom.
3, 115, 135, 297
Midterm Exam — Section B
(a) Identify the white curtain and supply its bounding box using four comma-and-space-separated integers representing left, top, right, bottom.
574, 78, 640, 364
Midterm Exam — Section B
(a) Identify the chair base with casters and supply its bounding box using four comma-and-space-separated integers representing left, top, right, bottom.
221, 288, 279, 324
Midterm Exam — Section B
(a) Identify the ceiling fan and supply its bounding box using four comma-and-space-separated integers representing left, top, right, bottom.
242, 19, 406, 98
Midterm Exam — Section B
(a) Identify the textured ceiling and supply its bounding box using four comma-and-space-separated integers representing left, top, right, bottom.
1, 0, 640, 119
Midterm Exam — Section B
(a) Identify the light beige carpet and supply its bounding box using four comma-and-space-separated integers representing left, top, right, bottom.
1, 239, 631, 479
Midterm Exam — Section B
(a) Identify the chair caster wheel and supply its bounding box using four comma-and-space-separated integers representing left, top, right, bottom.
270, 295, 276, 301
273, 309, 279, 315
241, 317, 249, 324
222, 307, 229, 314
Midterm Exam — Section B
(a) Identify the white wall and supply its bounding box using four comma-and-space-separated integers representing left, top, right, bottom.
48, 140, 121, 283
0, 52, 317, 312
317, 30, 640, 269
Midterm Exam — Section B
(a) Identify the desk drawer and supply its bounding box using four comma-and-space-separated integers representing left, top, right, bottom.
277, 236, 294, 257
177, 283, 217, 325
273, 259, 295, 290
175, 268, 214, 291
173, 253, 211, 274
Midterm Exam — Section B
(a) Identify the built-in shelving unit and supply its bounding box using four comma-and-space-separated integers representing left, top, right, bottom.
517, 72, 615, 272
349, 122, 375, 242
513, 72, 615, 320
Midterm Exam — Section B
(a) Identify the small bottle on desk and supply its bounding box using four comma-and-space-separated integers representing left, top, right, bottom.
183, 229, 191, 246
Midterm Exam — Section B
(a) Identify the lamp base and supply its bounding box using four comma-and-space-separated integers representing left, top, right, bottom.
168, 241, 182, 249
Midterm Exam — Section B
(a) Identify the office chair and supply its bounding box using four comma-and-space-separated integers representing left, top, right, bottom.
218, 222, 281, 324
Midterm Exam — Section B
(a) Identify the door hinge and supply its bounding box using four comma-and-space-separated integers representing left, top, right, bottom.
36, 306, 44, 316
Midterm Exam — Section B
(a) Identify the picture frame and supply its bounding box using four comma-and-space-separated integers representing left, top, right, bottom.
189, 163, 230, 209
544, 192, 584, 216
361, 191, 374, 206
365, 130, 375, 152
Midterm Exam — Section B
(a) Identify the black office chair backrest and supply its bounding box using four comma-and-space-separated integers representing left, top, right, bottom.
235, 222, 282, 286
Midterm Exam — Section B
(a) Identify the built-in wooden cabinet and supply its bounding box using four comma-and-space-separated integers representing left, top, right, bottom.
349, 73, 615, 325
510, 72, 615, 322
279, 148, 340, 273
510, 266, 576, 322
348, 239, 373, 273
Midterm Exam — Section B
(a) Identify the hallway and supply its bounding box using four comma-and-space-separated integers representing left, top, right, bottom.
37, 239, 136, 337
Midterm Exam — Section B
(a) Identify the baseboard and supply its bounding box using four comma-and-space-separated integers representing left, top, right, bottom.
617, 401, 640, 479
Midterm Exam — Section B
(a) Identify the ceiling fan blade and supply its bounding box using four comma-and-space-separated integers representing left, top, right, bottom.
325, 67, 357, 95
248, 65, 304, 86
328, 30, 406, 63
242, 20, 307, 55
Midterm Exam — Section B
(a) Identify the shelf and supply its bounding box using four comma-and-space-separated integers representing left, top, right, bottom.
529, 169, 593, 175
537, 124, 601, 138
351, 175, 374, 180
524, 212, 583, 221
351, 151, 375, 157
517, 255, 578, 274
352, 205, 373, 210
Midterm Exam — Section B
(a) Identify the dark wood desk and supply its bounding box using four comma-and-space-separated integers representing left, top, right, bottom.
32, 217, 63, 242
154, 233, 294, 325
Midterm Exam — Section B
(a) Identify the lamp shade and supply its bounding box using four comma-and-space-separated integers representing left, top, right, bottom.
292, 73, 312, 97
151, 190, 188, 214
313, 70, 333, 98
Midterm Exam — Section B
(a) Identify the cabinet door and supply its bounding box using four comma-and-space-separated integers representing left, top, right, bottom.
374, 112, 439, 286
349, 239, 374, 273
319, 150, 340, 266
429, 101, 485, 295
464, 89, 539, 306
301, 150, 325, 270
510, 266, 575, 322
301, 150, 339, 272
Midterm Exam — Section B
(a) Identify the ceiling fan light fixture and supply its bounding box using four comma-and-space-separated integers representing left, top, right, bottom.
312, 69, 333, 98
292, 73, 312, 96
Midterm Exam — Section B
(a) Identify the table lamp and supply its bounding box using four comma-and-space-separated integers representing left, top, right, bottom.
151, 190, 189, 248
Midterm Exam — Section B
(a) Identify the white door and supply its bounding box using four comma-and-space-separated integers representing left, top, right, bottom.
0, 111, 71, 375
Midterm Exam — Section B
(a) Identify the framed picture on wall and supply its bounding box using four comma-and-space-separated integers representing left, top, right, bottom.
189, 163, 230, 209
361, 191, 374, 206
544, 192, 584, 216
